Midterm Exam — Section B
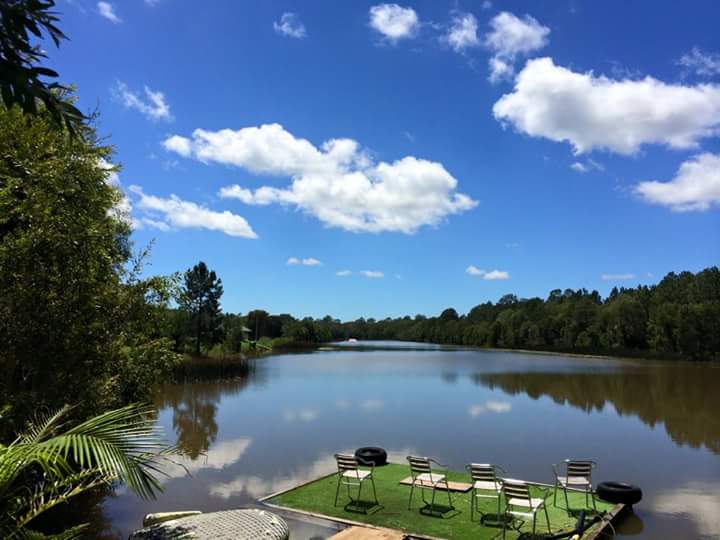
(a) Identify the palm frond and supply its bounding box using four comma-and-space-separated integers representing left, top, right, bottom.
38, 404, 178, 499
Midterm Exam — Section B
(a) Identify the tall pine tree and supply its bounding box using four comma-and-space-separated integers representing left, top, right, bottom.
179, 262, 224, 354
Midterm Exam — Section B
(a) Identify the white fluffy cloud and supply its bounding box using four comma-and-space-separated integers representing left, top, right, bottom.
112, 81, 172, 121
273, 12, 306, 39
336, 270, 352, 277
287, 257, 322, 266
485, 12, 550, 82
635, 153, 720, 212
369, 4, 419, 42
493, 57, 720, 155
466, 266, 510, 280
361, 270, 384, 278
678, 47, 720, 78
445, 13, 480, 53
129, 186, 257, 238
97, 2, 121, 23
601, 273, 636, 281
166, 123, 476, 234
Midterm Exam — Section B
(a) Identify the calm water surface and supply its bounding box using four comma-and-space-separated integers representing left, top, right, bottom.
103, 342, 720, 539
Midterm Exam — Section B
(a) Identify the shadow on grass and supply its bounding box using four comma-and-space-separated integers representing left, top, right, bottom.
343, 500, 383, 515
418, 503, 460, 519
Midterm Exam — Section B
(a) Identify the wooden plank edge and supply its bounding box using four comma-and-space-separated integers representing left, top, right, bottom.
585, 503, 626, 540
258, 471, 337, 502
261, 501, 446, 540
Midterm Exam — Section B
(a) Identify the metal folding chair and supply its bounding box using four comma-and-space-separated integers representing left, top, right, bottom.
406, 455, 454, 513
333, 453, 378, 511
501, 478, 551, 539
552, 459, 598, 513
467, 463, 505, 522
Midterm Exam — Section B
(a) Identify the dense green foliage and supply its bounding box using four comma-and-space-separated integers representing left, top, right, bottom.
0, 404, 177, 539
0, 105, 181, 435
0, 0, 84, 134
185, 267, 718, 361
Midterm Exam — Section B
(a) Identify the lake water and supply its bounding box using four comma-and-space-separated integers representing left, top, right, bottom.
103, 342, 720, 539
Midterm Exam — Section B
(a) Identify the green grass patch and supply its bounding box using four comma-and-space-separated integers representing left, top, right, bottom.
267, 463, 613, 539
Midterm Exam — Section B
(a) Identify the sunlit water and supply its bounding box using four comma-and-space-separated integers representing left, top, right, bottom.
102, 342, 720, 539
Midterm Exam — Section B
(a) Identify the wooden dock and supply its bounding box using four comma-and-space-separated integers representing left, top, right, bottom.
330, 526, 406, 540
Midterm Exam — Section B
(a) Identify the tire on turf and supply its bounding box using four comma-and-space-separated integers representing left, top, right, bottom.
355, 447, 388, 466
596, 481, 642, 505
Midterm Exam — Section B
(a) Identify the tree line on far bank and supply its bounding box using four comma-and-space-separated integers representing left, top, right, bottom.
168, 265, 719, 362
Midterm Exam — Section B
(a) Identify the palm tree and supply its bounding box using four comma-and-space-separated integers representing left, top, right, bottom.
0, 403, 180, 539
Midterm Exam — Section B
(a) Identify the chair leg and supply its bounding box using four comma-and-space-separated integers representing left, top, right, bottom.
431, 486, 437, 512
590, 488, 598, 513
553, 482, 557, 507
563, 485, 570, 513
544, 504, 551, 532
408, 481, 415, 510
470, 490, 474, 521
357, 481, 364, 511
334, 476, 341, 507
532, 511, 537, 536
446, 482, 453, 509
371, 477, 379, 505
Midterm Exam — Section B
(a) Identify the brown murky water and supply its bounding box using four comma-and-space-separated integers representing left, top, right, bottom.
102, 343, 720, 539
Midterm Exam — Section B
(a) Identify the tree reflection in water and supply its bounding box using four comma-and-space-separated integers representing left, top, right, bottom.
474, 365, 720, 453
156, 376, 257, 459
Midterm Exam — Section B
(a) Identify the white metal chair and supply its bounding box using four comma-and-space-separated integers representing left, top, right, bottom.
406, 456, 454, 514
552, 459, 598, 513
466, 463, 505, 522
333, 453, 378, 512
501, 478, 551, 539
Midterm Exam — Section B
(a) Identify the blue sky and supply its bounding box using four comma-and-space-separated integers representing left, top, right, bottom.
52, 0, 719, 319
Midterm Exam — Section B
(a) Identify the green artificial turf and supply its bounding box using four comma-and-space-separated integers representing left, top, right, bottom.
267, 463, 613, 539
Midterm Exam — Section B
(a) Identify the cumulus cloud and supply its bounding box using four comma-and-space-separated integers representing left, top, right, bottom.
361, 270, 384, 278
273, 12, 306, 39
445, 13, 480, 53
287, 257, 322, 266
635, 153, 720, 212
336, 270, 352, 277
466, 266, 510, 280
166, 123, 476, 234
484, 12, 550, 82
369, 4, 419, 42
601, 273, 636, 281
112, 81, 172, 121
570, 162, 589, 173
678, 47, 720, 78
97, 2, 121, 23
493, 57, 720, 155
129, 186, 257, 238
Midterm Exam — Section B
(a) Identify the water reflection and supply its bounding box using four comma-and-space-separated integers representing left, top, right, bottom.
101, 349, 719, 539
476, 365, 720, 453
653, 482, 720, 539
158, 377, 254, 458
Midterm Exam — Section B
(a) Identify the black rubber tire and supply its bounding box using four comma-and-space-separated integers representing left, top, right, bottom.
355, 447, 388, 466
597, 481, 642, 505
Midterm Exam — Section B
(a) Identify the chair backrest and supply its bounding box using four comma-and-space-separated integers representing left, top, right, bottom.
565, 460, 595, 479
468, 463, 501, 484
502, 479, 531, 504
407, 456, 432, 478
335, 453, 358, 473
